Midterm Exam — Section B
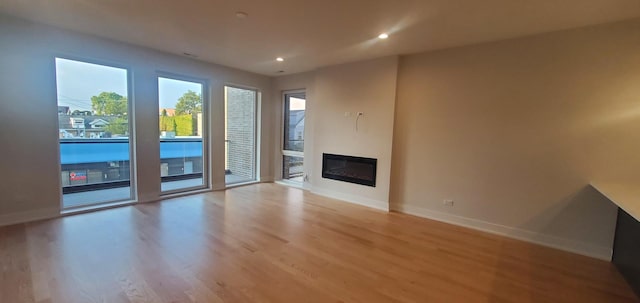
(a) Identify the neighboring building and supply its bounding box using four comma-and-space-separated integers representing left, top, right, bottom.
70, 117, 85, 129
225, 88, 256, 179
89, 119, 109, 129
57, 106, 70, 115
58, 115, 126, 138
288, 110, 305, 150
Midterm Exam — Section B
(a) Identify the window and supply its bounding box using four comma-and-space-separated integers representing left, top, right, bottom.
224, 86, 258, 185
158, 77, 207, 193
282, 91, 306, 182
55, 58, 133, 209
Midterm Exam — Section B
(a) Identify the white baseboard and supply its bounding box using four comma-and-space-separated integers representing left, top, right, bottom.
394, 204, 613, 261
212, 182, 226, 190
0, 207, 60, 227
275, 180, 305, 189
311, 187, 389, 211
260, 176, 275, 182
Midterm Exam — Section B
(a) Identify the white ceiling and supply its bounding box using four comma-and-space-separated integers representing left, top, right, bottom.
1, 0, 639, 75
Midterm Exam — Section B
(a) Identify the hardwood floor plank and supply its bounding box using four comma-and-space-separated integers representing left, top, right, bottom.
0, 183, 636, 302
0, 225, 36, 303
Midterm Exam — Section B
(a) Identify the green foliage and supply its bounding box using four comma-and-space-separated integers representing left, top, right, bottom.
174, 115, 193, 136
158, 114, 194, 136
91, 92, 128, 116
104, 117, 128, 135
159, 115, 173, 132
175, 90, 202, 115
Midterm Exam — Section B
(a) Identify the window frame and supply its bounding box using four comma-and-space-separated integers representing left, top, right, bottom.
157, 72, 211, 195
53, 55, 137, 211
223, 84, 260, 186
280, 89, 306, 182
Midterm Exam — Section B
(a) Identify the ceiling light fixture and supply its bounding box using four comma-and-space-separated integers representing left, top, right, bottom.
378, 33, 389, 39
276, 57, 284, 62
236, 11, 248, 19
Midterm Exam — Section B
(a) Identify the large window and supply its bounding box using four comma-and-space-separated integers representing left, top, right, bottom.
158, 77, 207, 193
55, 58, 133, 209
225, 86, 258, 185
282, 91, 306, 183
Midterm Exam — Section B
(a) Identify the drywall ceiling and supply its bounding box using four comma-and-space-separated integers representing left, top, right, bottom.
1, 0, 639, 75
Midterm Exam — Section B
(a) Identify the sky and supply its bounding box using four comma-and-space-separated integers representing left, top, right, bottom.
55, 58, 201, 112
56, 57, 302, 112
158, 77, 202, 109
289, 97, 305, 110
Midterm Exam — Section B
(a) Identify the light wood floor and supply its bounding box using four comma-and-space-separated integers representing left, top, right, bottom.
0, 183, 637, 303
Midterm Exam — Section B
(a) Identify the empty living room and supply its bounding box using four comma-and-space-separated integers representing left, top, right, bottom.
1, 0, 640, 302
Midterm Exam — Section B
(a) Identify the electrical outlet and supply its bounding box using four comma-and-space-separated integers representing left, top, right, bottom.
443, 199, 454, 207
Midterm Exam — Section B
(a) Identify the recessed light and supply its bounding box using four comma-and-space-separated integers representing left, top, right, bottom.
378, 33, 389, 39
276, 57, 284, 62
236, 11, 248, 19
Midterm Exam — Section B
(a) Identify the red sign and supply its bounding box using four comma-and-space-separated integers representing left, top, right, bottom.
69, 171, 87, 181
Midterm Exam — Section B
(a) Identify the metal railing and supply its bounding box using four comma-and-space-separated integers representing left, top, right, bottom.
225, 139, 230, 173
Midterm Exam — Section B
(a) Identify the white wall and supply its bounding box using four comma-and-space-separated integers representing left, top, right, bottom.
0, 15, 273, 225
272, 57, 399, 210
391, 19, 640, 260
310, 57, 398, 210
272, 19, 640, 260
271, 71, 317, 189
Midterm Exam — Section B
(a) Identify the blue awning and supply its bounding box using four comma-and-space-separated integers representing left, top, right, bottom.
60, 140, 203, 164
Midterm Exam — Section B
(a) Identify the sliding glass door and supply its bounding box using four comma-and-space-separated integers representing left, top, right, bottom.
55, 58, 134, 209
158, 77, 207, 193
224, 86, 258, 185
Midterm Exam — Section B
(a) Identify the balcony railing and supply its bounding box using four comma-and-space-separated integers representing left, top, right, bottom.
60, 138, 203, 194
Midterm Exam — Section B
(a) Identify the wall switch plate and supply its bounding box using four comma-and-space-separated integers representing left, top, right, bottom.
443, 199, 454, 206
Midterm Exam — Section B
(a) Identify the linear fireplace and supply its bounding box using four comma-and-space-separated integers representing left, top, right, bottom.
322, 153, 377, 187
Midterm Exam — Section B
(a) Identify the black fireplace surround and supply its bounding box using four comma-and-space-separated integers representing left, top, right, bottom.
322, 153, 377, 187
